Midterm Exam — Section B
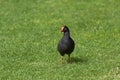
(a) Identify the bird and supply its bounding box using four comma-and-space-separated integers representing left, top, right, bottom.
57, 25, 75, 63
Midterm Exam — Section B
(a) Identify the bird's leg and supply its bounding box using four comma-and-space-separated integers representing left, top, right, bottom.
67, 54, 70, 63
61, 56, 64, 64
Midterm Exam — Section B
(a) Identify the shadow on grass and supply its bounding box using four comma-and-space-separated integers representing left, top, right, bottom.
71, 56, 88, 64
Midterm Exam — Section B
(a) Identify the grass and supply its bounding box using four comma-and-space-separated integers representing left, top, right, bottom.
0, 0, 120, 80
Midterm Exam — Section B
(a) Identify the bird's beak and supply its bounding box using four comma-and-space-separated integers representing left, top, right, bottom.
61, 26, 64, 32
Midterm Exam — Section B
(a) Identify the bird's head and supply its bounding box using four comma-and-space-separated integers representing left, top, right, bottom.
61, 25, 69, 33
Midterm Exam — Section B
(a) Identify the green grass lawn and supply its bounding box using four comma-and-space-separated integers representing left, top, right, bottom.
0, 0, 120, 80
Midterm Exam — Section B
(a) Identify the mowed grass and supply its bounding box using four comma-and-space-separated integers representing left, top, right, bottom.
0, 0, 120, 80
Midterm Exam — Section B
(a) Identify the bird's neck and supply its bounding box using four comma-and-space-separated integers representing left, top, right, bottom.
64, 31, 70, 38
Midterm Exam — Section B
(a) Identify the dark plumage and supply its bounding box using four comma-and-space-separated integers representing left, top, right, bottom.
57, 25, 75, 63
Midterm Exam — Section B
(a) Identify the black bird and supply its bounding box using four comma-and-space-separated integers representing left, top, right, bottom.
57, 25, 75, 63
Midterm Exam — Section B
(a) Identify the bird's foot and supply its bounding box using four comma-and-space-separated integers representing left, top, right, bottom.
67, 54, 70, 63
67, 59, 70, 64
